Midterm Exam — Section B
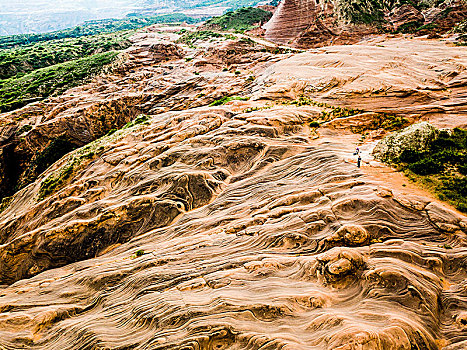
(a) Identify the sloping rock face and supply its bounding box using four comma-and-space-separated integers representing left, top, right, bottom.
388, 4, 425, 32
264, 0, 319, 45
0, 31, 467, 350
264, 0, 467, 48
264, 0, 379, 48
253, 38, 467, 127
1, 103, 467, 349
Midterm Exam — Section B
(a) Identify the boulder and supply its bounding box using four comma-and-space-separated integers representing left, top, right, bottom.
372, 122, 439, 163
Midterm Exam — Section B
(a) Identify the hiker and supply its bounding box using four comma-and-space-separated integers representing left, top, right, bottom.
357, 155, 362, 168
353, 147, 360, 155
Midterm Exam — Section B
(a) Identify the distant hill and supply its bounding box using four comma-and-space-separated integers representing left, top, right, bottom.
0, 0, 264, 36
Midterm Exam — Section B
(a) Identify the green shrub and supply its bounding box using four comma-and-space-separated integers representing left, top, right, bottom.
310, 121, 320, 128
408, 157, 444, 175
0, 32, 132, 80
209, 95, 249, 106
204, 7, 273, 32
397, 149, 424, 163
387, 126, 467, 212
439, 177, 467, 212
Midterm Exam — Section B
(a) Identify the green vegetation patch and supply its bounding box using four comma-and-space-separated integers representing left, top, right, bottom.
454, 19, 467, 45
0, 51, 119, 113
386, 127, 467, 212
176, 30, 235, 47
0, 196, 13, 214
123, 114, 150, 129
191, 0, 262, 11
329, 0, 387, 24
351, 113, 409, 133
204, 7, 273, 32
327, 0, 452, 26
210, 96, 249, 106
0, 31, 131, 80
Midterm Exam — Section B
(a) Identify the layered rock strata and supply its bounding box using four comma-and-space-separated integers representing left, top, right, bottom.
0, 29, 467, 350
264, 0, 319, 45
264, 0, 467, 48
0, 103, 466, 349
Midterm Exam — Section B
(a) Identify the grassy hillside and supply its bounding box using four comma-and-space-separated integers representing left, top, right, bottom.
0, 31, 131, 80
0, 51, 119, 113
204, 7, 273, 32
191, 0, 262, 10
0, 13, 200, 50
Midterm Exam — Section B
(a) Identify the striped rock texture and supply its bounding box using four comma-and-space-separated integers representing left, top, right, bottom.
0, 30, 467, 350
264, 0, 467, 48
264, 0, 318, 45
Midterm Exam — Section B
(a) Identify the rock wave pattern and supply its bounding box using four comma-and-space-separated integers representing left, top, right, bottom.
0, 104, 466, 349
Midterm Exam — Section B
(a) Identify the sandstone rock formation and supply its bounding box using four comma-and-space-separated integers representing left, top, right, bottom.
388, 4, 424, 32
1, 100, 467, 349
264, 0, 467, 48
264, 0, 319, 45
0, 27, 467, 350
0, 30, 279, 202
253, 38, 467, 127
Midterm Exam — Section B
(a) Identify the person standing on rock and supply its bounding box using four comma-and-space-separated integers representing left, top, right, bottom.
357, 155, 362, 168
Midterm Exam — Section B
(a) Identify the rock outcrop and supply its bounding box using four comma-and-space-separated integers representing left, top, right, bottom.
264, 0, 319, 45
264, 0, 467, 48
388, 4, 424, 32
0, 27, 467, 350
0, 31, 277, 202
372, 122, 439, 162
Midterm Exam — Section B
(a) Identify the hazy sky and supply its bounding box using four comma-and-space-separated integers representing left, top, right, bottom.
0, 0, 152, 12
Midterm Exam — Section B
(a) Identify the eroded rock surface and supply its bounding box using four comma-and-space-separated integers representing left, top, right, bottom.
264, 0, 467, 48
0, 29, 466, 350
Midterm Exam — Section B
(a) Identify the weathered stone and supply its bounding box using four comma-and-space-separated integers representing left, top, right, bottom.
372, 122, 439, 163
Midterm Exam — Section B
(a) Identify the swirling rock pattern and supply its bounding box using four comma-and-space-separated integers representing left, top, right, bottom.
0, 31, 467, 350
0, 104, 466, 349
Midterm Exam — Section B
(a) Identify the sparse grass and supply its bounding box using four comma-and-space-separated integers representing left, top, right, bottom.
210, 95, 249, 106
176, 30, 229, 47
15, 124, 33, 135
123, 114, 150, 129
351, 113, 409, 133
204, 7, 272, 32
38, 115, 151, 200
0, 196, 13, 214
